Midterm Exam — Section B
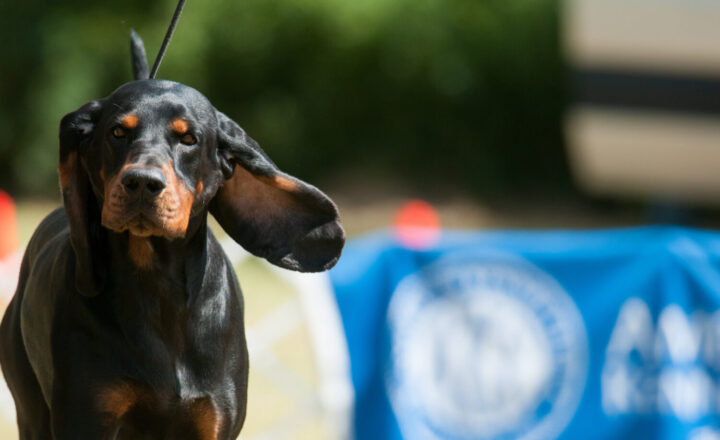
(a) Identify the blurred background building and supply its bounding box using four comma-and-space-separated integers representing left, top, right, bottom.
2, 0, 720, 439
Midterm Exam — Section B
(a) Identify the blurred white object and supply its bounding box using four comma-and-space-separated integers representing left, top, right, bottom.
565, 0, 720, 75
567, 109, 720, 203
0, 249, 21, 305
564, 0, 720, 204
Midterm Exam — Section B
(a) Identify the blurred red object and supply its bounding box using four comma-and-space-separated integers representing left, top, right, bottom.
0, 191, 18, 260
392, 200, 441, 250
0, 190, 20, 306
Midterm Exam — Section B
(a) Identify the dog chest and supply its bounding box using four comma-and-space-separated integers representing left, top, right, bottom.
96, 376, 224, 439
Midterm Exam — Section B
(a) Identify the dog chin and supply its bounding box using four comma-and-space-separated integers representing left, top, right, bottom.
127, 224, 156, 238
127, 216, 188, 239
124, 218, 161, 237
102, 214, 161, 238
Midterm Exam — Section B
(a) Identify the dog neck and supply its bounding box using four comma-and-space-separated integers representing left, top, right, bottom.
103, 212, 211, 291
101, 212, 223, 378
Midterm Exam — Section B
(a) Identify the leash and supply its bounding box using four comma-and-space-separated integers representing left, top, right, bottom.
149, 0, 187, 79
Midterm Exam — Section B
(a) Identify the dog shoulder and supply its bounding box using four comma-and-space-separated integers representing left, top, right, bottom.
21, 207, 76, 292
24, 207, 70, 258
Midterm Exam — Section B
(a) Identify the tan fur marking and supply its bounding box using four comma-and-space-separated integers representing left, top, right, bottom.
58, 151, 77, 190
218, 167, 298, 222
196, 180, 204, 195
171, 118, 189, 135
270, 175, 298, 192
101, 160, 136, 232
159, 161, 194, 238
99, 168, 106, 183
97, 382, 139, 421
121, 114, 139, 129
190, 398, 221, 440
128, 234, 154, 269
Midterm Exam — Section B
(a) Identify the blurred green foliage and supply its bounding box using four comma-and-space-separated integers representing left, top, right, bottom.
0, 0, 568, 197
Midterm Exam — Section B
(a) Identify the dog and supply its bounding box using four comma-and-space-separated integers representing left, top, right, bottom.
0, 29, 344, 439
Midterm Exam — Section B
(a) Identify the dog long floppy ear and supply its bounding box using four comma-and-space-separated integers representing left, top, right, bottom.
130, 29, 150, 80
210, 112, 345, 272
59, 100, 106, 297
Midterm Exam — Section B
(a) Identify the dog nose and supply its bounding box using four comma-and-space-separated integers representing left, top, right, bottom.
121, 168, 167, 198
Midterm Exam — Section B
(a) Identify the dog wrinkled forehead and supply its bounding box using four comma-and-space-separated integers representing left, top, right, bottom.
105, 79, 216, 126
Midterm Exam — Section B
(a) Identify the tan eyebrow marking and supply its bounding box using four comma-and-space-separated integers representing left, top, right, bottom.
121, 114, 139, 129
171, 118, 189, 135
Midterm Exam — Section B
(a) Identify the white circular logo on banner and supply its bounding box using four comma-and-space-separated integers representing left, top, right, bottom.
386, 255, 588, 440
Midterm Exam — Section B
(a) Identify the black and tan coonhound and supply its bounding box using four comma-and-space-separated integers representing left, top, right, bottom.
0, 29, 344, 439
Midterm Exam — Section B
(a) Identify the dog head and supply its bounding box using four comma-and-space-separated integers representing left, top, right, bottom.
58, 37, 344, 297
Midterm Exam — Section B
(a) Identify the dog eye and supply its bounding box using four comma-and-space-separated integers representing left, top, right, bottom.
180, 133, 197, 145
112, 126, 126, 138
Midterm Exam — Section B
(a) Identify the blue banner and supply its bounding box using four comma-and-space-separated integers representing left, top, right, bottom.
329, 227, 720, 440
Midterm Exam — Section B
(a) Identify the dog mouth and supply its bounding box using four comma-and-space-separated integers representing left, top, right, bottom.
101, 200, 189, 239
103, 205, 165, 238
123, 213, 159, 237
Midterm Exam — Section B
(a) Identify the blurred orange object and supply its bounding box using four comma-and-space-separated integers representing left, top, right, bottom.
393, 199, 441, 250
0, 191, 18, 260
0, 190, 20, 307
